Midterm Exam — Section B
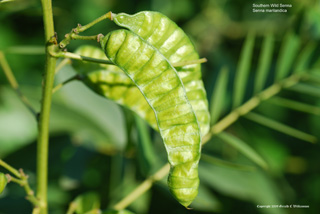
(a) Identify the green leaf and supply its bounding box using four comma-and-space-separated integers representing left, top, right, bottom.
73, 192, 100, 214
268, 96, 320, 116
199, 163, 285, 214
275, 31, 300, 81
100, 29, 201, 207
4, 45, 45, 55
0, 173, 7, 194
134, 114, 156, 176
254, 34, 274, 93
216, 132, 268, 169
244, 112, 317, 143
210, 67, 229, 125
201, 154, 256, 171
294, 42, 316, 74
0, 87, 37, 158
233, 31, 255, 108
287, 83, 320, 98
52, 64, 127, 152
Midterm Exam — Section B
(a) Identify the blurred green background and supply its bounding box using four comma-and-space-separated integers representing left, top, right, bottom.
1, 0, 320, 213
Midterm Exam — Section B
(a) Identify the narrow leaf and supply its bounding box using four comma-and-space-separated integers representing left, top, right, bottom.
244, 112, 317, 143
275, 31, 300, 81
233, 31, 255, 108
210, 67, 229, 125
304, 73, 320, 85
201, 154, 256, 171
287, 83, 320, 98
254, 34, 274, 93
134, 114, 156, 175
294, 42, 316, 74
268, 96, 320, 116
216, 132, 268, 169
4, 46, 45, 55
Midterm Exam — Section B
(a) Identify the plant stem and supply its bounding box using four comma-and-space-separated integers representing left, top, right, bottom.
71, 34, 101, 41
66, 202, 77, 214
7, 172, 39, 206
0, 160, 40, 207
52, 51, 114, 65
112, 74, 302, 210
0, 51, 37, 117
59, 12, 112, 49
113, 164, 170, 210
0, 159, 21, 179
55, 58, 71, 74
38, 0, 57, 213
52, 75, 81, 94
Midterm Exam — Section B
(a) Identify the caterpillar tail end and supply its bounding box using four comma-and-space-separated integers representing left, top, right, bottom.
167, 165, 199, 208
169, 187, 198, 208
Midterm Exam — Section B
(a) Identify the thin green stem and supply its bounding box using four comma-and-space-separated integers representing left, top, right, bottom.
78, 12, 114, 32
52, 74, 81, 94
55, 58, 71, 74
59, 12, 112, 49
4, 169, 39, 207
112, 74, 302, 210
0, 159, 22, 179
113, 164, 170, 210
66, 202, 77, 214
0, 51, 37, 116
52, 51, 114, 65
71, 34, 101, 41
39, 0, 57, 213
83, 210, 101, 214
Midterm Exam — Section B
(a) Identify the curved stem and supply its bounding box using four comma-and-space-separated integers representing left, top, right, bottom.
0, 160, 39, 207
59, 12, 112, 49
55, 58, 71, 74
113, 164, 170, 210
38, 0, 57, 213
52, 74, 81, 94
52, 51, 114, 65
0, 159, 21, 179
0, 51, 37, 117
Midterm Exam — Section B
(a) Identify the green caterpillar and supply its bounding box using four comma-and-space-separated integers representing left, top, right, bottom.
113, 11, 210, 137
100, 29, 201, 207
72, 11, 210, 207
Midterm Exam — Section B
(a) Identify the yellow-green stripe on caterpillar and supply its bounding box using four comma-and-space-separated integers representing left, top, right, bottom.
100, 29, 201, 207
